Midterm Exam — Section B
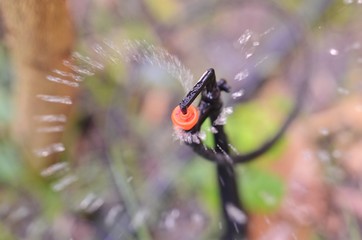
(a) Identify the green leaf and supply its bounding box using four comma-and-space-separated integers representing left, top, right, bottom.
224, 97, 289, 166
179, 159, 218, 217
238, 166, 285, 213
225, 102, 276, 152
200, 118, 214, 148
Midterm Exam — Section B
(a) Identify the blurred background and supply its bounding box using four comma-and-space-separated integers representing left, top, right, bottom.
1, 0, 362, 239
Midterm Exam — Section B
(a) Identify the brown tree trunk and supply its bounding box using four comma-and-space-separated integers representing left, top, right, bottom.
0, 0, 78, 170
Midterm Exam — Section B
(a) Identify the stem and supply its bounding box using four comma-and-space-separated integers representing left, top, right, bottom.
210, 109, 247, 239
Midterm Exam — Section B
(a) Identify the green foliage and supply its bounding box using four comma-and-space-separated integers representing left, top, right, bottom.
200, 118, 214, 148
225, 99, 287, 160
202, 96, 289, 167
180, 154, 286, 218
238, 166, 285, 213
199, 96, 289, 213
180, 157, 286, 215
179, 159, 218, 217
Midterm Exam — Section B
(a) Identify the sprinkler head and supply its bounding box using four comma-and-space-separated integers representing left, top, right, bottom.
171, 105, 199, 131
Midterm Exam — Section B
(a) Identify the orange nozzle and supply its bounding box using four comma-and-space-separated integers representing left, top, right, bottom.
171, 105, 199, 130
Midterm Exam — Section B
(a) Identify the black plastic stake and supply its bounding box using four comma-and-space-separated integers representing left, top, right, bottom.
178, 68, 247, 239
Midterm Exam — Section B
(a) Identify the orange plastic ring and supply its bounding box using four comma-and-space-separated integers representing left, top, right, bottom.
171, 105, 199, 130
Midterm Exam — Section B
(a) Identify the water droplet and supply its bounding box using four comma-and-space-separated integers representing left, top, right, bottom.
131, 209, 149, 229
36, 94, 72, 105
214, 107, 233, 126
232, 90, 245, 99
93, 42, 121, 64
63, 60, 95, 76
72, 52, 104, 70
210, 126, 218, 133
8, 206, 30, 222
234, 70, 249, 81
258, 191, 277, 206
319, 128, 329, 136
224, 107, 233, 114
41, 162, 69, 177
192, 134, 200, 144
261, 27, 275, 36
34, 114, 67, 123
52, 174, 77, 192
216, 144, 233, 164
191, 213, 204, 226
103, 39, 194, 92
337, 87, 350, 95
163, 209, 180, 230
245, 52, 253, 59
198, 131, 206, 140
255, 55, 269, 67
329, 48, 339, 56
225, 203, 247, 224
33, 143, 65, 157
46, 75, 79, 87
317, 150, 330, 162
105, 205, 123, 227
36, 125, 64, 133
52, 69, 84, 82
236, 29, 252, 47
79, 193, 104, 213
79, 193, 97, 209
228, 144, 240, 155
173, 128, 202, 144
127, 176, 133, 183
